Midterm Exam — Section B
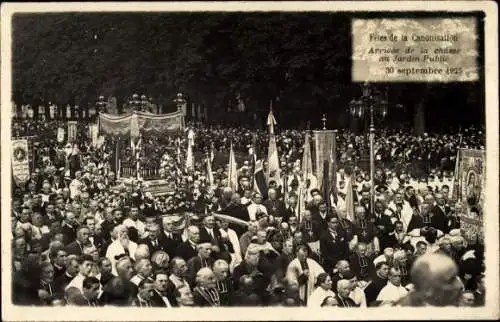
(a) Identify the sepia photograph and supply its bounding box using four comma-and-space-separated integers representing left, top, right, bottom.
1, 1, 498, 321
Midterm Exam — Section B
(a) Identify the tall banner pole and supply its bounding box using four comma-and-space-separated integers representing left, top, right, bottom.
369, 107, 375, 215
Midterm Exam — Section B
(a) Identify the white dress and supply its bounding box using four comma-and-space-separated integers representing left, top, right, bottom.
307, 287, 336, 307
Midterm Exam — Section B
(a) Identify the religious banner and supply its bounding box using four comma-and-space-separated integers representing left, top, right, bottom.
99, 113, 133, 136
457, 149, 485, 209
49, 103, 57, 119
454, 148, 485, 244
313, 130, 337, 191
99, 110, 185, 138
67, 121, 78, 142
11, 139, 30, 186
459, 212, 484, 245
89, 124, 99, 146
267, 108, 281, 186
57, 127, 65, 143
66, 105, 72, 119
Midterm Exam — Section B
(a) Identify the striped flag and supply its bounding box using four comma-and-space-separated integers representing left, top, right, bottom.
345, 175, 356, 222
266, 106, 281, 186
253, 159, 268, 196
228, 143, 238, 192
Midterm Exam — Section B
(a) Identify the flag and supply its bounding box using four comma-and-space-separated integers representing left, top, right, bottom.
57, 127, 65, 143
89, 124, 99, 147
11, 139, 30, 186
301, 132, 313, 181
345, 175, 356, 222
266, 107, 281, 186
67, 121, 77, 142
210, 142, 215, 163
207, 155, 214, 185
176, 138, 181, 164
228, 143, 238, 192
266, 103, 277, 135
185, 129, 195, 171
185, 142, 194, 171
250, 132, 258, 159
253, 159, 268, 196
136, 135, 142, 158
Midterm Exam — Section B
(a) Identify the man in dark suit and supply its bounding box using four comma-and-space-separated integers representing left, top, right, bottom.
65, 226, 91, 256
199, 215, 222, 246
349, 242, 375, 282
320, 216, 347, 275
60, 211, 78, 244
67, 276, 101, 306
162, 216, 183, 259
281, 194, 299, 224
220, 193, 250, 236
364, 262, 390, 306
372, 200, 394, 251
165, 257, 191, 307
150, 271, 173, 307
139, 223, 170, 255
199, 215, 233, 263
311, 202, 332, 237
186, 243, 215, 287
176, 225, 200, 262
430, 193, 450, 234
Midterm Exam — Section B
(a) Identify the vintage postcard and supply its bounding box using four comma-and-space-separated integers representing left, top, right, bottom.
1, 1, 498, 321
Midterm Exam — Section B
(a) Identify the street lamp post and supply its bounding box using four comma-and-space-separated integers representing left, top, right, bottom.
129, 93, 140, 111
96, 95, 106, 114
349, 83, 389, 214
174, 92, 186, 112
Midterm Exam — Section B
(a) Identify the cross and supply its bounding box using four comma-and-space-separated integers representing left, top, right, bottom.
321, 114, 327, 130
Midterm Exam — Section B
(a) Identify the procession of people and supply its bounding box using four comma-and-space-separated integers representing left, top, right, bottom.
10, 108, 485, 308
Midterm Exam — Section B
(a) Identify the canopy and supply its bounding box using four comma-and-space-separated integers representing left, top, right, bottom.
99, 110, 185, 139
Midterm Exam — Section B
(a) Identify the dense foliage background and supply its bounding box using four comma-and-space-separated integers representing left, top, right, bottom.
12, 13, 484, 132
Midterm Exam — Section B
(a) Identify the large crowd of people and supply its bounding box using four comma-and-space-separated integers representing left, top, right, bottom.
10, 116, 485, 307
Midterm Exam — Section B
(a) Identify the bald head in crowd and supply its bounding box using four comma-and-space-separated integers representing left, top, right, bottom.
401, 253, 464, 306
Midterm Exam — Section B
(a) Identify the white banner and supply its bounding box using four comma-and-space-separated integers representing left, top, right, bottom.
89, 124, 99, 146
57, 127, 65, 143
68, 121, 77, 142
12, 139, 30, 185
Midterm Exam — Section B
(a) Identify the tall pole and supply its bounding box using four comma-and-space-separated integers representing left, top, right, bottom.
369, 103, 375, 215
